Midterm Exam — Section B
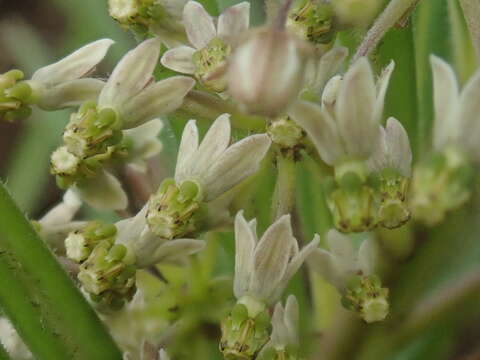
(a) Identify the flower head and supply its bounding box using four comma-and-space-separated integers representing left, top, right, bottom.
234, 211, 319, 308
146, 114, 271, 238
309, 230, 389, 323
290, 58, 395, 165
161, 1, 250, 92
367, 118, 412, 228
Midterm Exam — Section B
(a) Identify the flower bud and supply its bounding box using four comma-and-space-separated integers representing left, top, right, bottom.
228, 28, 312, 117
332, 0, 383, 28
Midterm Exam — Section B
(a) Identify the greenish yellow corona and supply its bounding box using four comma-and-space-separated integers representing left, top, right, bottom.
376, 168, 410, 229
192, 38, 231, 92
0, 70, 35, 122
287, 0, 336, 45
146, 178, 204, 239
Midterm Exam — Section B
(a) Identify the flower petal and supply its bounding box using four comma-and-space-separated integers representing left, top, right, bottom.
202, 133, 271, 201
457, 68, 480, 159
121, 76, 195, 128
148, 239, 205, 266
175, 119, 200, 183
161, 46, 196, 74
289, 100, 344, 165
75, 170, 128, 210
326, 229, 355, 268
234, 211, 257, 299
39, 189, 82, 227
373, 60, 395, 124
430, 55, 460, 150
32, 39, 114, 85
335, 57, 377, 158
250, 215, 294, 302
384, 117, 412, 176
183, 1, 216, 49
310, 46, 348, 92
187, 114, 231, 183
358, 238, 376, 276
274, 235, 320, 299
217, 2, 250, 43
36, 78, 105, 110
307, 248, 339, 286
123, 119, 164, 168
99, 38, 161, 109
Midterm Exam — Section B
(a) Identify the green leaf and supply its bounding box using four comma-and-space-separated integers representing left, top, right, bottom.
0, 183, 122, 360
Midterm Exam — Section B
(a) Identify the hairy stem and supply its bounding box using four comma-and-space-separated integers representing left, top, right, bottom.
353, 0, 422, 62
272, 154, 297, 220
0, 182, 122, 360
460, 0, 480, 62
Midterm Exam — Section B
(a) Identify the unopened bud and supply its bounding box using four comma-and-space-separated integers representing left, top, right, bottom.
342, 274, 389, 323
146, 178, 204, 239
228, 28, 312, 117
287, 0, 336, 45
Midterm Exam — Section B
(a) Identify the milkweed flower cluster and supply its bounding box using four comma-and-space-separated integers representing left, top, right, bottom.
4, 0, 480, 358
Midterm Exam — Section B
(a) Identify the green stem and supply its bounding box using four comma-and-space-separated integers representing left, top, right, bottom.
176, 90, 266, 131
0, 183, 122, 360
460, 0, 480, 63
353, 0, 422, 62
271, 154, 297, 220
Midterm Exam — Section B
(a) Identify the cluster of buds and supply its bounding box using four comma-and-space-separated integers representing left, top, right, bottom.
290, 58, 413, 233
146, 114, 271, 239
309, 230, 389, 323
220, 212, 318, 359
162, 1, 249, 92
50, 38, 195, 210
410, 56, 479, 225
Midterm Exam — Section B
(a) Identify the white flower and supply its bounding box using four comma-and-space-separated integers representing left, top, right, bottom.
0, 318, 32, 360
123, 119, 164, 172
303, 46, 348, 95
367, 117, 412, 177
431, 55, 480, 161
28, 39, 113, 110
228, 27, 312, 117
115, 205, 205, 268
161, 1, 250, 92
175, 113, 271, 201
289, 58, 394, 165
234, 211, 319, 305
308, 229, 376, 288
266, 295, 299, 351
159, 349, 170, 360
99, 38, 195, 129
